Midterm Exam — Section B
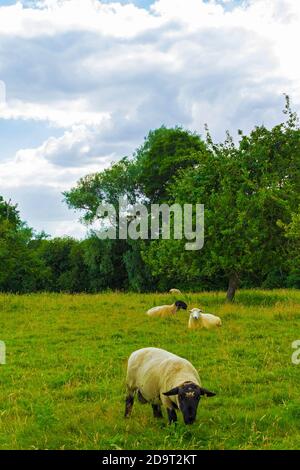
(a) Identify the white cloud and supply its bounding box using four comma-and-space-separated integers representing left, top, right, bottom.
0, 183, 88, 237
0, 124, 112, 190
50, 219, 88, 238
0, 97, 111, 128
1, 0, 300, 237
0, 125, 106, 237
0, 0, 159, 38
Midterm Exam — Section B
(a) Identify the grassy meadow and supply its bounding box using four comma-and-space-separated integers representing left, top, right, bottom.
0, 289, 299, 450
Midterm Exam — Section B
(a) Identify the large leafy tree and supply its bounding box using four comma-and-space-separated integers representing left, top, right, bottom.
64, 127, 207, 215
64, 158, 136, 224
0, 196, 20, 227
143, 100, 300, 299
0, 197, 49, 292
82, 237, 128, 291
63, 127, 207, 291
133, 126, 207, 203
281, 210, 300, 288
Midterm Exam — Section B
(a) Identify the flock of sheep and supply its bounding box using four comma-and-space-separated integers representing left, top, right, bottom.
125, 289, 222, 426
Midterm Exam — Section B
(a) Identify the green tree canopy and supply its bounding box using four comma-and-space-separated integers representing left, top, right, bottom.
0, 196, 49, 292
142, 100, 300, 299
133, 126, 207, 203
64, 126, 207, 219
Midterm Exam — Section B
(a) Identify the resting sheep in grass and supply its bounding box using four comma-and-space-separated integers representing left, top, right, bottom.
169, 288, 182, 294
188, 308, 222, 330
147, 300, 187, 318
125, 347, 216, 425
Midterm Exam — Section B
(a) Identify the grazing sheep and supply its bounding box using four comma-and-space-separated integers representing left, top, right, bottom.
125, 347, 216, 425
169, 288, 182, 295
188, 308, 222, 330
147, 300, 187, 318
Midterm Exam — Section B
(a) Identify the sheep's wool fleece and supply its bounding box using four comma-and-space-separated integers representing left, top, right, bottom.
188, 316, 201, 329
147, 305, 176, 317
201, 313, 222, 329
126, 348, 201, 409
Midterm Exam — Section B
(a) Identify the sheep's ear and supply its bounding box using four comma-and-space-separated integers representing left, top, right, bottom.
199, 387, 216, 397
163, 387, 179, 397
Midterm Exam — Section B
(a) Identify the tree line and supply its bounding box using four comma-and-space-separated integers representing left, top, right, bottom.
1, 97, 299, 299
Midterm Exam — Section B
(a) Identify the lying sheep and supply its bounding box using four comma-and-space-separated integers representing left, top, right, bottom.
169, 288, 182, 294
147, 300, 187, 318
188, 308, 222, 330
125, 347, 216, 425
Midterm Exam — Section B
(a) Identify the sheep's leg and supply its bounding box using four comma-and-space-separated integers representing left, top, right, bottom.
152, 404, 163, 418
125, 394, 134, 418
137, 390, 148, 404
167, 408, 177, 424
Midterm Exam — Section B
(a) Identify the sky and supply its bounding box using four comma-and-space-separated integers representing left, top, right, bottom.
0, 0, 300, 238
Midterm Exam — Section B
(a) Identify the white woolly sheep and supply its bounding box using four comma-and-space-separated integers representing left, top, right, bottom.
146, 300, 187, 318
169, 288, 182, 295
125, 347, 216, 424
188, 308, 222, 330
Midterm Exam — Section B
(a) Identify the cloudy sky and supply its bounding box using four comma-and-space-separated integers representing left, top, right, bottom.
0, 0, 300, 238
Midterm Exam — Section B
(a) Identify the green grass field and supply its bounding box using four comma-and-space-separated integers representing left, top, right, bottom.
0, 290, 299, 450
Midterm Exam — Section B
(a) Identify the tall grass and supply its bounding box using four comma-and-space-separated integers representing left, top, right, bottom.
0, 289, 299, 449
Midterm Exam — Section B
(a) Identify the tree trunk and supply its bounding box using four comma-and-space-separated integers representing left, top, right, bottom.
226, 273, 239, 302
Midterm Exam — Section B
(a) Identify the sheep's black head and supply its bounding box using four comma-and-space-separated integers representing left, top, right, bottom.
163, 382, 216, 425
175, 300, 188, 311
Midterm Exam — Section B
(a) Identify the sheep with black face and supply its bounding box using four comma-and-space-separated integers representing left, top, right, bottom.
125, 347, 216, 425
146, 301, 187, 318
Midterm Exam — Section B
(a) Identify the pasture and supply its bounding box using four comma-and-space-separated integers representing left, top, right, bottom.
0, 290, 299, 450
